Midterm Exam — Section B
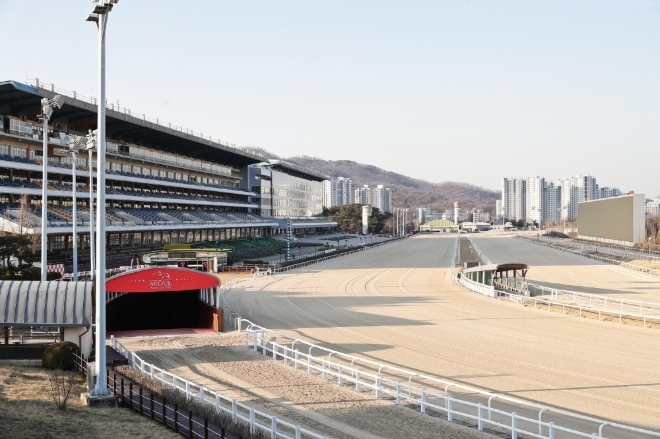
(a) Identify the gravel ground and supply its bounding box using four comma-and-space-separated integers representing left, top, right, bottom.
119, 333, 496, 439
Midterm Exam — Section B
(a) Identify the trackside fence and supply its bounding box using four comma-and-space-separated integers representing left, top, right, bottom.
207, 238, 660, 439
110, 336, 327, 439
456, 236, 660, 328
518, 236, 660, 278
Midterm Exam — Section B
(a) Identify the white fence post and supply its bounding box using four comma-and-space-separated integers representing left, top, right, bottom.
271, 416, 277, 439
338, 364, 343, 385
396, 381, 401, 405
478, 403, 483, 431
185, 380, 190, 400
447, 395, 453, 421
356, 369, 361, 391
253, 333, 258, 352
273, 342, 277, 360
200, 385, 204, 403
322, 360, 326, 379
512, 412, 518, 439
262, 336, 267, 356
232, 399, 237, 421
421, 388, 426, 414
375, 375, 381, 398
215, 394, 220, 413
245, 331, 249, 347
295, 426, 301, 439
250, 407, 256, 434
295, 350, 299, 370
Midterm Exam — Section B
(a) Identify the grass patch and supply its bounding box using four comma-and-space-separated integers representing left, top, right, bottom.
0, 365, 181, 439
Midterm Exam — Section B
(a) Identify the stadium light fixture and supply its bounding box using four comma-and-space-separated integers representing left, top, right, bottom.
87, 0, 119, 398
38, 95, 65, 282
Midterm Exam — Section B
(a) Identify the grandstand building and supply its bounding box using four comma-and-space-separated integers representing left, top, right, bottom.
244, 160, 336, 232
0, 80, 336, 271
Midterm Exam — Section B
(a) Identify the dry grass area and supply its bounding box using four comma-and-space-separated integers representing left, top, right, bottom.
627, 259, 660, 271
0, 365, 181, 439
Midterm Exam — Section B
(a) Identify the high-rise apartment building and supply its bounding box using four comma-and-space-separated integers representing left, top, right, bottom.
502, 178, 526, 221
599, 187, 622, 199
495, 200, 502, 219
545, 182, 561, 223
526, 176, 546, 224
322, 177, 352, 208
559, 175, 598, 220
646, 200, 660, 217
354, 185, 392, 213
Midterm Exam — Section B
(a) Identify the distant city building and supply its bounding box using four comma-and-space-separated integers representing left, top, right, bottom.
559, 175, 598, 220
322, 177, 352, 208
502, 178, 526, 222
526, 176, 546, 224
599, 187, 622, 199
545, 182, 561, 223
646, 199, 660, 217
470, 209, 491, 223
495, 200, 502, 220
354, 184, 392, 213
416, 207, 426, 224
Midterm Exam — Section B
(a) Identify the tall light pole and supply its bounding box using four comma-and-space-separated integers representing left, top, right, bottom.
84, 132, 97, 279
38, 95, 65, 281
86, 0, 119, 398
68, 136, 87, 281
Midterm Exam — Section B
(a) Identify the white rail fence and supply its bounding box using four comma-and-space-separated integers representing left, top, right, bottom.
464, 234, 492, 265
455, 236, 660, 327
210, 238, 660, 439
110, 336, 327, 439
518, 236, 660, 278
536, 237, 660, 261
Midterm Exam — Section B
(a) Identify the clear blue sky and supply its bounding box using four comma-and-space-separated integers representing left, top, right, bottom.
1, 1, 659, 196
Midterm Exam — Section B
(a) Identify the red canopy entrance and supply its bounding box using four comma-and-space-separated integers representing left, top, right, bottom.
106, 267, 219, 293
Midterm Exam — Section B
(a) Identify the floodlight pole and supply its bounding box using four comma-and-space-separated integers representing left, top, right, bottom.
88, 1, 116, 397
41, 115, 49, 281
71, 150, 78, 280
88, 146, 95, 278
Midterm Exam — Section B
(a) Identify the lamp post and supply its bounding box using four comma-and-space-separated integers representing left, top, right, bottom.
68, 136, 89, 281
38, 95, 65, 281
84, 132, 97, 279
86, 0, 119, 398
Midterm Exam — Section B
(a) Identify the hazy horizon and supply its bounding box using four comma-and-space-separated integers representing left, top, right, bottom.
2, 1, 659, 197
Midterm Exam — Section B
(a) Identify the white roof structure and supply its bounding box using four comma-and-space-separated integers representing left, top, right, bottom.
0, 281, 93, 327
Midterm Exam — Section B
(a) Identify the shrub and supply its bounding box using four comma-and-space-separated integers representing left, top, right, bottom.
47, 369, 75, 410
42, 341, 81, 370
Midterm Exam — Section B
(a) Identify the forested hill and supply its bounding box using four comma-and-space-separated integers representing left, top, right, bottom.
240, 148, 499, 212
288, 156, 498, 213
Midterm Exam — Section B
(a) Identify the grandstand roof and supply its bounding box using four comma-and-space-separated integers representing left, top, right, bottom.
258, 159, 329, 182
0, 80, 263, 168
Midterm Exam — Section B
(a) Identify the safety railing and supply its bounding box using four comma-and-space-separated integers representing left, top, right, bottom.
111, 336, 327, 439
526, 283, 660, 319
518, 236, 660, 278
212, 241, 660, 439
464, 234, 492, 265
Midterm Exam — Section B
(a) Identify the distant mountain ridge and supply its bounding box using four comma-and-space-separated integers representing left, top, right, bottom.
241, 148, 498, 212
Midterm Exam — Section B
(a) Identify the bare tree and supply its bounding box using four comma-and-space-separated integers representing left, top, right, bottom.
46, 370, 75, 410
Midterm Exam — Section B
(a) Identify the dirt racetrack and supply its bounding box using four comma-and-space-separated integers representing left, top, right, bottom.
472, 234, 660, 302
222, 234, 660, 434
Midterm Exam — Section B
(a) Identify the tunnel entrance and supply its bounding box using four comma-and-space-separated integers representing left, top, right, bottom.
107, 290, 212, 331
105, 267, 221, 333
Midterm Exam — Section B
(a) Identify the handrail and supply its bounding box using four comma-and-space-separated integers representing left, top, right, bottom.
111, 335, 327, 439
206, 235, 660, 439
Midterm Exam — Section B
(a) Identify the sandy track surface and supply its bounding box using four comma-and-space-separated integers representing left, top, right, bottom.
472, 234, 660, 302
223, 234, 660, 433
118, 333, 495, 439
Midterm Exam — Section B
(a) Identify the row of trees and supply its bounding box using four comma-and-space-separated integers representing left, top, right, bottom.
322, 204, 393, 235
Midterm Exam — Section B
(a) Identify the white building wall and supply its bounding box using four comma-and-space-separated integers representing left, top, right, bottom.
545, 182, 561, 223
647, 200, 660, 217
502, 178, 526, 221
526, 176, 545, 224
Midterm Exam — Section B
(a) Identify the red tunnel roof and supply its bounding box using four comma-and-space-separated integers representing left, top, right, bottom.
106, 267, 220, 293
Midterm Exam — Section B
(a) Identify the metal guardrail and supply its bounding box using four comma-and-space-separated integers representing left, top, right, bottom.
464, 234, 492, 265
205, 235, 660, 439
111, 336, 327, 439
519, 236, 660, 278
